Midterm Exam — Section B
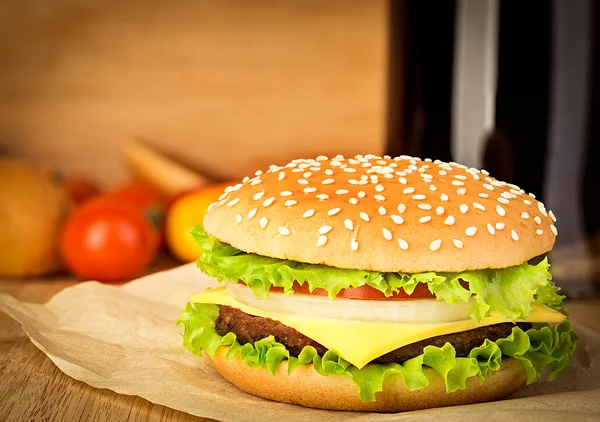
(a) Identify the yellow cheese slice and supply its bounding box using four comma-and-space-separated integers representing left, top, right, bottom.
190, 287, 566, 369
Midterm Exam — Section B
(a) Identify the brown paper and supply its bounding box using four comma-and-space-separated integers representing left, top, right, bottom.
1, 264, 599, 421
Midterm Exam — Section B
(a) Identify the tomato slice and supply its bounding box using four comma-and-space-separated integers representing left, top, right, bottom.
266, 281, 438, 300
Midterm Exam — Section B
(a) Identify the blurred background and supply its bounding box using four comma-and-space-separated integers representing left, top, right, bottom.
0, 0, 598, 297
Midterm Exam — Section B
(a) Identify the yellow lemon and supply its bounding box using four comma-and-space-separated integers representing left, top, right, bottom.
166, 182, 233, 262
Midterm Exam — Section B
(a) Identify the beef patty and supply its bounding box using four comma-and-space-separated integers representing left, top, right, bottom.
215, 305, 531, 364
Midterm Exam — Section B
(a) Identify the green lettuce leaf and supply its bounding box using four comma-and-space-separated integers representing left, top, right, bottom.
178, 302, 578, 402
191, 226, 564, 320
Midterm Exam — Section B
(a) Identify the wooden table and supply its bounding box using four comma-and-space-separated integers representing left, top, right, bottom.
1, 275, 599, 422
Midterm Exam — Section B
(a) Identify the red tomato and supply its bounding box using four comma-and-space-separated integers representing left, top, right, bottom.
62, 175, 100, 205
268, 280, 468, 300
59, 199, 158, 281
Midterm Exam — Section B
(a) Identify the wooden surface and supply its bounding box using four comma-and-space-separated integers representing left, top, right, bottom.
0, 0, 388, 187
1, 276, 599, 422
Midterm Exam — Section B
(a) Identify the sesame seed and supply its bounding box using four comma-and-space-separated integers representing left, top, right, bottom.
491, 180, 503, 187
418, 204, 432, 210
465, 226, 477, 236
429, 184, 438, 191
316, 193, 329, 201
498, 197, 510, 205
360, 212, 370, 222
487, 223, 495, 235
285, 200, 297, 207
207, 202, 216, 212
259, 217, 268, 228
453, 239, 464, 249
278, 172, 286, 181
232, 183, 243, 191
538, 202, 548, 217
483, 184, 494, 191
362, 162, 371, 168
316, 155, 328, 161
391, 215, 404, 224
382, 228, 393, 240
321, 178, 334, 185
280, 191, 293, 197
403, 187, 415, 194
242, 176, 250, 183
481, 169, 490, 176
303, 172, 312, 178
319, 225, 332, 234
379, 206, 387, 215
440, 193, 449, 201
444, 215, 456, 225
398, 177, 407, 185
349, 198, 359, 205
397, 204, 407, 214
473, 202, 486, 211
236, 214, 242, 224
303, 187, 317, 193
460, 204, 469, 214
325, 169, 334, 176
375, 184, 384, 192
429, 239, 442, 251
310, 167, 320, 171
551, 225, 558, 235
436, 206, 445, 215
457, 188, 467, 195
521, 212, 530, 219
536, 229, 543, 235
511, 230, 519, 241
218, 192, 229, 201
478, 193, 489, 198
398, 238, 409, 250
534, 216, 542, 224
455, 175, 468, 180
328, 208, 341, 216
374, 194, 386, 201
291, 168, 303, 173
439, 170, 448, 176
344, 219, 354, 230
316, 235, 328, 247
419, 216, 432, 223
412, 194, 426, 200
350, 238, 359, 251
452, 180, 464, 186
524, 199, 532, 205
253, 191, 264, 200
255, 170, 264, 176
332, 189, 347, 196
496, 205, 506, 216
352, 191, 363, 200
302, 209, 315, 218
421, 174, 433, 180
298, 179, 309, 185
495, 222, 505, 230
228, 198, 240, 207
262, 197, 275, 207
549, 210, 557, 222
396, 171, 406, 176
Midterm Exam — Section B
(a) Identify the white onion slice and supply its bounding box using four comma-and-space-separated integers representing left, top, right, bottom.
227, 284, 473, 323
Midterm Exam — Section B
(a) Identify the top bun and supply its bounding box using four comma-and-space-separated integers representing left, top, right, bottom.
203, 154, 557, 273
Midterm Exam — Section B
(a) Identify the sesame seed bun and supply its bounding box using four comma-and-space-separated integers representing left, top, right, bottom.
203, 155, 557, 273
206, 348, 527, 412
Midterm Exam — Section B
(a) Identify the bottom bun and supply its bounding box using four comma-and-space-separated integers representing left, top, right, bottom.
206, 347, 528, 412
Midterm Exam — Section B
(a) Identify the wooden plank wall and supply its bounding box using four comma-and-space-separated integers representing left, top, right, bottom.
0, 0, 388, 186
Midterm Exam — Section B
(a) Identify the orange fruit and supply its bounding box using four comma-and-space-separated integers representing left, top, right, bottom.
165, 182, 233, 262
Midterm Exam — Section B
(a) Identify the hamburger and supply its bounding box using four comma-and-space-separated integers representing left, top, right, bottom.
178, 154, 577, 412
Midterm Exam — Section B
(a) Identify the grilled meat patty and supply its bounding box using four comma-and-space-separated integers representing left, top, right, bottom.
215, 305, 531, 364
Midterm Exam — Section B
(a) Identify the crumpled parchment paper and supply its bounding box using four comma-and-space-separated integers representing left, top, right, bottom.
1, 264, 599, 421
